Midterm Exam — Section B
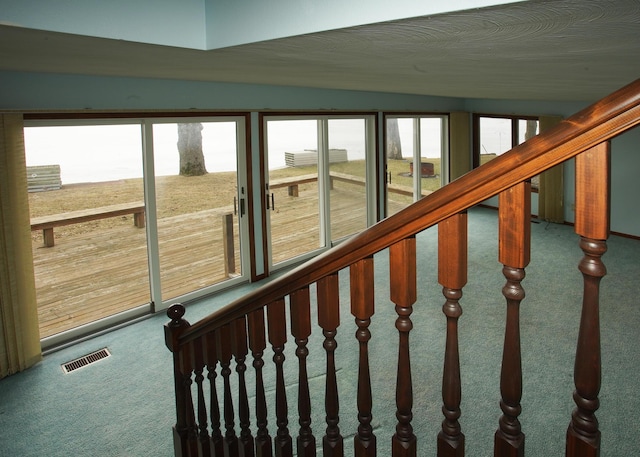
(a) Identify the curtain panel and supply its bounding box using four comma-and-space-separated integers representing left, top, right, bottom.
0, 114, 41, 378
537, 115, 564, 222
449, 112, 472, 181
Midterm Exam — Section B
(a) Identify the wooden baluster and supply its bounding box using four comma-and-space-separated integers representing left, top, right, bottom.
494, 181, 531, 457
566, 142, 609, 457
204, 332, 224, 456
268, 298, 294, 457
192, 336, 211, 456
390, 236, 417, 457
290, 286, 317, 456
181, 343, 199, 457
437, 213, 467, 457
165, 304, 197, 457
248, 307, 273, 457
233, 316, 255, 456
217, 324, 239, 456
317, 272, 344, 456
350, 256, 377, 457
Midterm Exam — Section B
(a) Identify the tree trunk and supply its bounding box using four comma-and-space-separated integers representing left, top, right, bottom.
177, 123, 207, 176
387, 118, 403, 160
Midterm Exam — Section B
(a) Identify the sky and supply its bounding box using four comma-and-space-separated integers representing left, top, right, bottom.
23, 117, 503, 185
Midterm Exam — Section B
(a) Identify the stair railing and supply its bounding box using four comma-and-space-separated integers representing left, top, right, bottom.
165, 79, 640, 457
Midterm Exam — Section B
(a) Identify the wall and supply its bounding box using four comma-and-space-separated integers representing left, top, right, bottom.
0, 70, 464, 112
1, 69, 637, 237
0, 0, 206, 49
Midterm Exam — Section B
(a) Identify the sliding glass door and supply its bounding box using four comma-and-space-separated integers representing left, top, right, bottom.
385, 115, 448, 216
265, 118, 322, 266
264, 115, 375, 269
151, 119, 248, 302
24, 116, 249, 345
24, 123, 150, 340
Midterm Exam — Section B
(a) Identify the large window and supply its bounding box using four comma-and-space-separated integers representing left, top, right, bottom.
25, 123, 149, 340
385, 115, 448, 216
24, 116, 249, 347
263, 115, 376, 270
472, 114, 540, 210
473, 114, 539, 168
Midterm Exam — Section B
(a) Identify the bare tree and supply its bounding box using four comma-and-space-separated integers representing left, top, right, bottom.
177, 123, 207, 176
386, 118, 403, 160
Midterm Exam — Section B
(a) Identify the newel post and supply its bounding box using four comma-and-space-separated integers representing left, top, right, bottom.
164, 304, 193, 457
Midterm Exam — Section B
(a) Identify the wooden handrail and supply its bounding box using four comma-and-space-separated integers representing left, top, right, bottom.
178, 78, 640, 346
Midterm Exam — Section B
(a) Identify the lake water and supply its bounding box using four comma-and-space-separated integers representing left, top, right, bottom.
24, 119, 448, 185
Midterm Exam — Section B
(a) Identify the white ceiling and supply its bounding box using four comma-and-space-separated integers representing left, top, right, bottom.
1, 0, 639, 103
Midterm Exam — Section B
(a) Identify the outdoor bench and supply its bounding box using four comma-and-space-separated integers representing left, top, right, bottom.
30, 202, 145, 247
269, 174, 318, 197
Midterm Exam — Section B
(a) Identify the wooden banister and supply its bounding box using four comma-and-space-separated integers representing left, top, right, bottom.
166, 79, 640, 457
178, 79, 640, 346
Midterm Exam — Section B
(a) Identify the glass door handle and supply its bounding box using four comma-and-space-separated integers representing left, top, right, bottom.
234, 197, 246, 216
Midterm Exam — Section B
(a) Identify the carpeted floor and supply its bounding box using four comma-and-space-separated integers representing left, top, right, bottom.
1, 206, 638, 456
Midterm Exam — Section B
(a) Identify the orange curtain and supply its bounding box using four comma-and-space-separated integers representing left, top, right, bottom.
0, 114, 41, 378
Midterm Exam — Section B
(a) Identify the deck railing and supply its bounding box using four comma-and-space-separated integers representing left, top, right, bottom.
165, 79, 640, 457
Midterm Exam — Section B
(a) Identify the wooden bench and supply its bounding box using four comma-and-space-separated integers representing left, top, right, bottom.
31, 202, 145, 247
270, 174, 318, 197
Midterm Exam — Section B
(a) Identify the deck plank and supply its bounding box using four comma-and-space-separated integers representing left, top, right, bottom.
34, 185, 409, 338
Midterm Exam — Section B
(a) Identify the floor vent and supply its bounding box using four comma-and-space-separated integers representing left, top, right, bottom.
62, 348, 111, 373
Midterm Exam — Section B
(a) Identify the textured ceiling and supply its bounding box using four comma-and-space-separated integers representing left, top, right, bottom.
1, 0, 639, 102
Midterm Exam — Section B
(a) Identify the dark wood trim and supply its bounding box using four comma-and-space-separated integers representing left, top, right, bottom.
23, 111, 249, 121
256, 113, 269, 281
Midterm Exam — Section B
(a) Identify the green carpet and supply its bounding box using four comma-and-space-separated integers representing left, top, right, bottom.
1, 206, 638, 456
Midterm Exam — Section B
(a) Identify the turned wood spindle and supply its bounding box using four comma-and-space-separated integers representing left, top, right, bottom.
437, 213, 467, 457
192, 337, 211, 456
494, 181, 531, 457
317, 273, 344, 457
217, 324, 239, 456
390, 236, 417, 457
204, 332, 224, 456
566, 142, 610, 457
290, 286, 317, 456
248, 308, 273, 457
232, 316, 255, 456
350, 256, 377, 457
268, 298, 294, 457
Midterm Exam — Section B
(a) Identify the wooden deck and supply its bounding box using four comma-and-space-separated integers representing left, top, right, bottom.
33, 181, 407, 339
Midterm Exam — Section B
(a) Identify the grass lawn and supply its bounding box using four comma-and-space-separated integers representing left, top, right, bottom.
28, 157, 447, 243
